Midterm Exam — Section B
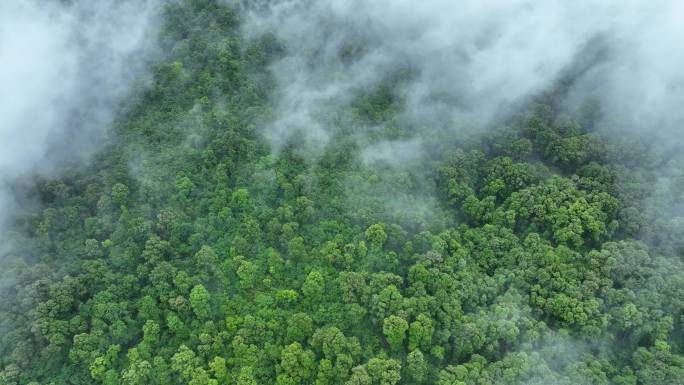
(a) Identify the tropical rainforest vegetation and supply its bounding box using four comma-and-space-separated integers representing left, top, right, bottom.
1, 1, 683, 384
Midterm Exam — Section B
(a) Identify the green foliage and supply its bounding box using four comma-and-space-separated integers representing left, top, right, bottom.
1, 1, 683, 385
405, 350, 427, 385
189, 284, 211, 320
383, 316, 408, 351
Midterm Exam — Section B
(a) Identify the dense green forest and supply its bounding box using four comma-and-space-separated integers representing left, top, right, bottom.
2, 1, 684, 384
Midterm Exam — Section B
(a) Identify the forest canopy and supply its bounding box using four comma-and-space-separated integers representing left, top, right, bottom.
1, 1, 683, 385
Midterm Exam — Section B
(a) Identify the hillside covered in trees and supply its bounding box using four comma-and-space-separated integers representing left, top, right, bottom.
1, 1, 684, 385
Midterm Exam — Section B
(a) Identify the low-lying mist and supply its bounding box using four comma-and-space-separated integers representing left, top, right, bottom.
0, 0, 160, 241
241, 0, 684, 149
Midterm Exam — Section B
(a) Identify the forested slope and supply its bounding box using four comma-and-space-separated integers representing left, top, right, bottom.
1, 1, 683, 385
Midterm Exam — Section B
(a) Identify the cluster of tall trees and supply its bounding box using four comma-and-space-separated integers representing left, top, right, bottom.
1, 1, 683, 384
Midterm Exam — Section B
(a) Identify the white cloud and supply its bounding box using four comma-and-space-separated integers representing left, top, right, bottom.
243, 0, 684, 150
0, 0, 160, 231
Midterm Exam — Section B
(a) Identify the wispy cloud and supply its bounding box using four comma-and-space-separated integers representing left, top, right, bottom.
0, 0, 160, 234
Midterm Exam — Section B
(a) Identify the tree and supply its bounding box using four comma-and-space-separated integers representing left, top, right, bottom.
194, 245, 219, 279
383, 315, 408, 351
365, 224, 387, 249
302, 270, 326, 303
286, 313, 313, 343
236, 366, 258, 385
209, 357, 227, 382
111, 183, 129, 207
189, 284, 211, 319
276, 342, 316, 385
408, 314, 434, 352
405, 350, 428, 384
367, 357, 402, 385
236, 259, 259, 289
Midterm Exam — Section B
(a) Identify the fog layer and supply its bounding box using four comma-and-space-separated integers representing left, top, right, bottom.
0, 0, 159, 233
242, 0, 684, 149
